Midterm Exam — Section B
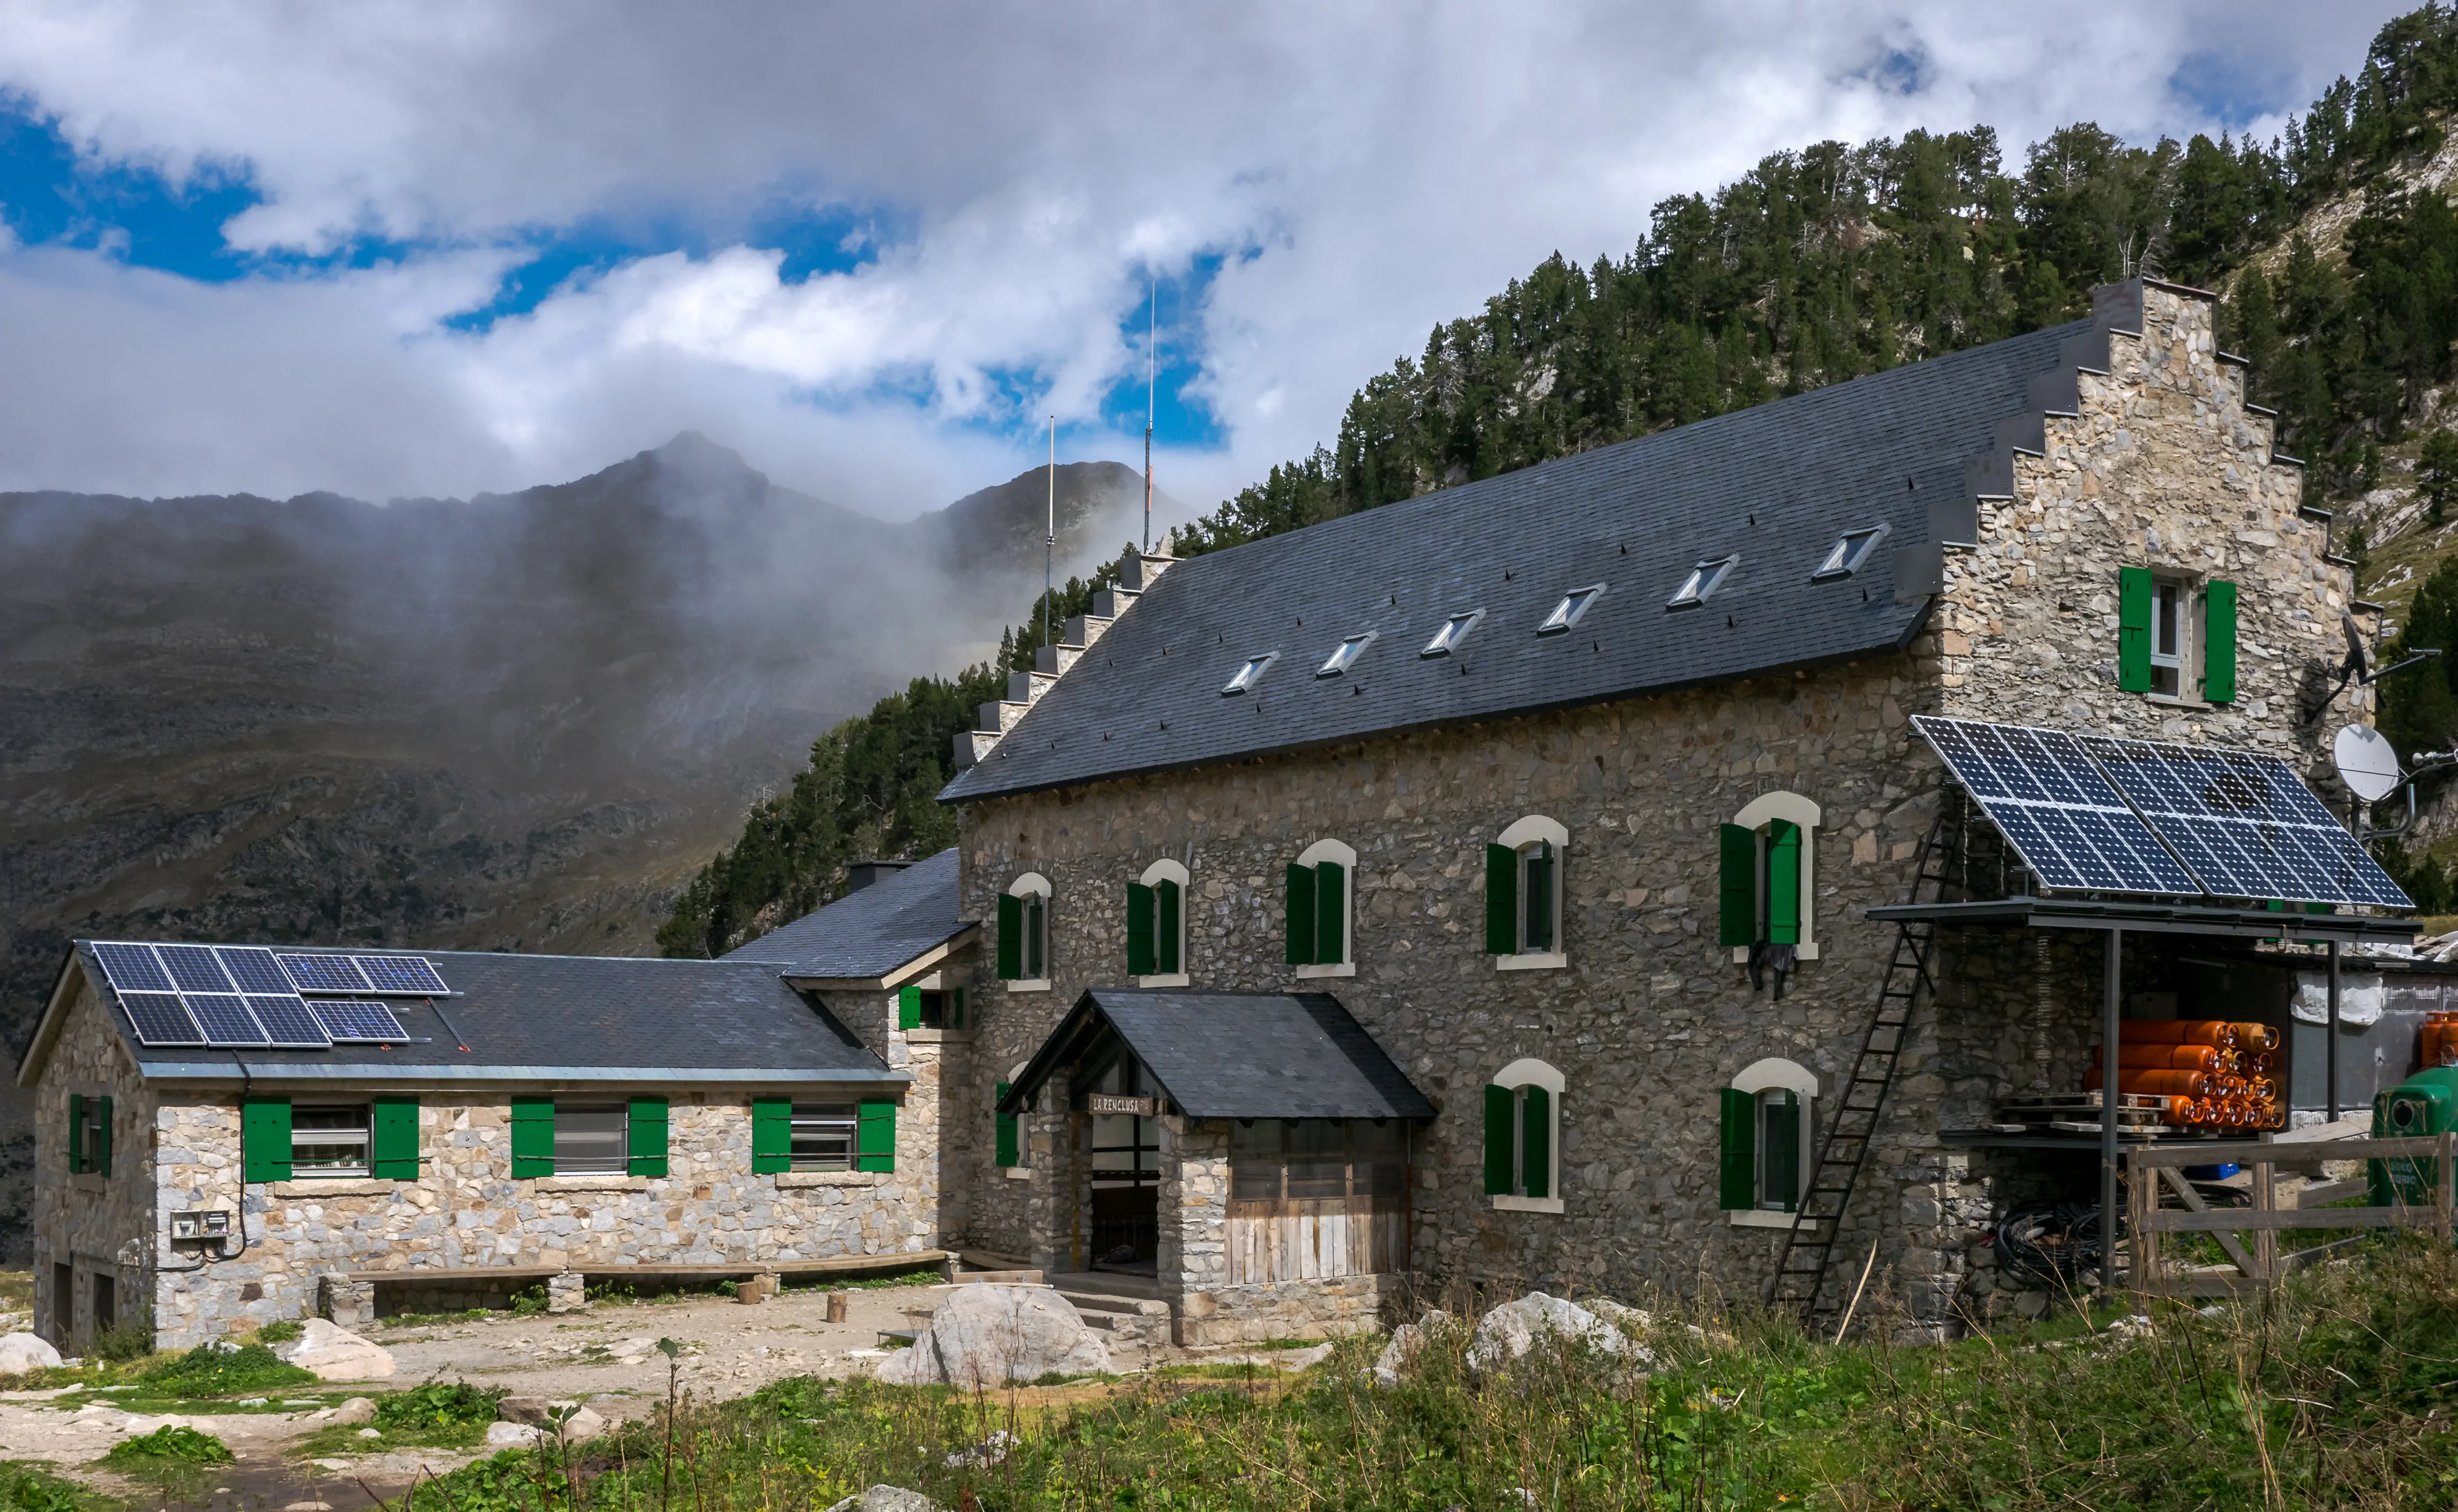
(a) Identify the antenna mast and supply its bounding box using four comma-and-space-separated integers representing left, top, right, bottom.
1044, 415, 1056, 649
1144, 279, 1155, 553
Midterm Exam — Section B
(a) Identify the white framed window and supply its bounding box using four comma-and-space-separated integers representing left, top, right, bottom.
1317, 632, 1375, 678
1483, 1058, 1563, 1213
1421, 609, 1485, 657
1812, 525, 1888, 581
1721, 1059, 1817, 1226
554, 1104, 629, 1175
292, 1105, 371, 1178
1668, 555, 1738, 609
998, 872, 1052, 991
1487, 816, 1568, 969
1130, 858, 1190, 986
1222, 653, 1277, 695
1537, 585, 1604, 635
1719, 792, 1821, 963
1287, 838, 1355, 978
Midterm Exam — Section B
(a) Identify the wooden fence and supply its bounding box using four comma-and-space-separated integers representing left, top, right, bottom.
2127, 1134, 2455, 1296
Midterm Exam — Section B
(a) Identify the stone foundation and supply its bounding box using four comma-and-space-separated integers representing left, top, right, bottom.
1175, 1273, 1403, 1347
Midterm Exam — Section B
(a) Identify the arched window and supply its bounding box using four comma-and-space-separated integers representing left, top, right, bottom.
1286, 839, 1355, 978
1483, 1058, 1563, 1212
1719, 792, 1822, 963
1487, 816, 1569, 969
997, 872, 1051, 990
1128, 859, 1190, 986
1721, 1058, 1817, 1227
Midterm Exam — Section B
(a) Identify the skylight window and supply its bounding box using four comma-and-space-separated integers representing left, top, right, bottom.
1421, 609, 1485, 658
1317, 632, 1375, 678
1812, 525, 1888, 581
1668, 556, 1738, 609
1537, 584, 1605, 635
1221, 653, 1277, 695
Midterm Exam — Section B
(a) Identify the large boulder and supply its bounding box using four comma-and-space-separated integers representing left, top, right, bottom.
1464, 1293, 1638, 1375
0, 1332, 62, 1373
874, 1285, 1111, 1388
1370, 1310, 1455, 1388
273, 1319, 396, 1381
822, 1490, 939, 1512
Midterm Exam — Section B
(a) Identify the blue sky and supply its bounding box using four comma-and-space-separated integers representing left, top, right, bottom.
0, 1, 2413, 516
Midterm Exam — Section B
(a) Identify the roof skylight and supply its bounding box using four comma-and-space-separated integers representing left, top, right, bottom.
1420, 609, 1484, 658
1221, 653, 1278, 695
1537, 584, 1605, 635
1813, 525, 1888, 581
1317, 632, 1375, 678
1667, 556, 1738, 609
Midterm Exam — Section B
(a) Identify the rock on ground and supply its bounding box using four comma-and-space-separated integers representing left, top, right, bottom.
275, 1319, 396, 1381
331, 1397, 377, 1425
484, 1421, 545, 1448
872, 1285, 1110, 1388
1371, 1311, 1455, 1388
0, 1334, 61, 1373
557, 1407, 608, 1444
1464, 1293, 1637, 1375
822, 1489, 939, 1512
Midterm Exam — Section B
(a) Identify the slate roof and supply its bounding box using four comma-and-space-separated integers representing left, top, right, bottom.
943, 317, 2092, 801
721, 848, 966, 979
48, 943, 899, 1085
1000, 989, 1436, 1121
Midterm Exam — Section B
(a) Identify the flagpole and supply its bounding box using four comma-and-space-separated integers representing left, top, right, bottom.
1144, 279, 1155, 554
1044, 415, 1056, 649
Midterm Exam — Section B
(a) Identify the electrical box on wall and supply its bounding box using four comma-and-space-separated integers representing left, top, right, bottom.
168, 1211, 230, 1243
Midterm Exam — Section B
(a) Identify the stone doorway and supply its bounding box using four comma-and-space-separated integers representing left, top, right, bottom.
1088, 1110, 1159, 1271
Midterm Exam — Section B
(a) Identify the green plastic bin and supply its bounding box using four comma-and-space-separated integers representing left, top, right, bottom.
2368, 1066, 2458, 1207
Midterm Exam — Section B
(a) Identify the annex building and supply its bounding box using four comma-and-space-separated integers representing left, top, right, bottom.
18, 278, 2445, 1351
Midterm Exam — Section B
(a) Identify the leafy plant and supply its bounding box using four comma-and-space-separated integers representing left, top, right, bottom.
256, 1320, 304, 1344
137, 1340, 317, 1396
0, 1463, 92, 1512
375, 1381, 506, 1433
88, 1314, 152, 1364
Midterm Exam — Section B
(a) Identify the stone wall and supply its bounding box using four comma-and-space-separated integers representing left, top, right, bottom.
28, 978, 157, 1350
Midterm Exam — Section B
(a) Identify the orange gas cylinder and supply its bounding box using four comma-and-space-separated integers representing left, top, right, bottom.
2121, 1020, 2239, 1048
2085, 1067, 2211, 1097
2235, 1022, 2281, 1051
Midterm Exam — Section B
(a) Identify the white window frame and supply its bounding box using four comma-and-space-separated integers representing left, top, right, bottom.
1536, 585, 1604, 636
1135, 858, 1191, 987
2146, 574, 2204, 702
1727, 791, 1821, 963
1293, 838, 1356, 979
1222, 652, 1278, 695
1421, 609, 1485, 658
291, 1103, 372, 1179
1491, 1057, 1565, 1214
1668, 555, 1738, 609
1727, 1058, 1817, 1228
1317, 632, 1375, 678
1494, 815, 1568, 970
1005, 872, 1052, 992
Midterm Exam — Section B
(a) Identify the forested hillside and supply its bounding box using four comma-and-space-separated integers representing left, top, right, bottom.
661, 4, 2458, 956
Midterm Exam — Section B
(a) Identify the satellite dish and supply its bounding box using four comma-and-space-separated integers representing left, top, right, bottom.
2334, 724, 2403, 803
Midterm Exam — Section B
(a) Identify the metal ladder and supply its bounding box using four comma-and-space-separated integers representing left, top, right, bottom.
1768, 801, 1965, 1321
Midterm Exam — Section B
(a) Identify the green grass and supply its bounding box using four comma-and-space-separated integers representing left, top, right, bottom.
97, 1424, 235, 1497
0, 1461, 110, 1512
387, 1235, 2458, 1511
137, 1341, 317, 1396
290, 1381, 508, 1458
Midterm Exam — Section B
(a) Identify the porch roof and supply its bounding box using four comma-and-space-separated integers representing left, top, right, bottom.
998, 988, 1437, 1122
1867, 897, 2421, 942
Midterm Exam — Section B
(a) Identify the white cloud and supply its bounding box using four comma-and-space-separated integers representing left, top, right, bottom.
0, 0, 2416, 512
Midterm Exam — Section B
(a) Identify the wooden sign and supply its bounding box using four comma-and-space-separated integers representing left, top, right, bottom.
1085, 1094, 1157, 1116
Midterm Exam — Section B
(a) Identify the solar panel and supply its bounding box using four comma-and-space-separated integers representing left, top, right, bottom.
354, 956, 448, 994
214, 947, 294, 994
314, 1000, 409, 1041
91, 942, 174, 993
120, 992, 205, 1046
1913, 718, 2199, 895
184, 993, 268, 1046
2080, 735, 2412, 907
247, 995, 332, 1048
279, 954, 371, 993
156, 944, 235, 994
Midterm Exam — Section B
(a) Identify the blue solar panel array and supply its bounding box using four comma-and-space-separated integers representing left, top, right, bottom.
1915, 716, 2412, 908
87, 942, 447, 1049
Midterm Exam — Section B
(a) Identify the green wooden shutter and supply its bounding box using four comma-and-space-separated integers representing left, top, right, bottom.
627, 1095, 669, 1177
243, 1097, 293, 1184
1314, 860, 1345, 965
1519, 1085, 1551, 1200
951, 987, 966, 1030
1763, 1090, 1800, 1213
897, 984, 922, 1031
1483, 1084, 1514, 1195
751, 1096, 789, 1174
1485, 843, 1518, 954
1157, 879, 1181, 975
509, 1095, 554, 1178
1025, 896, 1046, 978
997, 895, 1023, 979
994, 1081, 1018, 1168
371, 1096, 420, 1179
1766, 820, 1802, 945
1717, 1088, 1755, 1210
1126, 882, 1156, 976
1524, 842, 1555, 952
95, 1095, 112, 1179
856, 1100, 896, 1172
2202, 579, 2238, 703
1718, 824, 1758, 947
1285, 863, 1316, 965
67, 1093, 83, 1174
2118, 566, 2153, 692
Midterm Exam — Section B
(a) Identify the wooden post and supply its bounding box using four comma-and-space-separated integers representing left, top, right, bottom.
826, 1290, 849, 1323
2252, 1158, 2277, 1281
2127, 1151, 2157, 1294
2439, 1133, 2455, 1241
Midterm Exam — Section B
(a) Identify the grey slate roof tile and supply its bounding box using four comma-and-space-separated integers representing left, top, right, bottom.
722, 847, 965, 978
943, 318, 2090, 801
